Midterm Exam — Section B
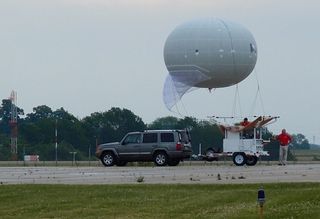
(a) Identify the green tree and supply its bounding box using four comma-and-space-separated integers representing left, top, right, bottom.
0, 99, 24, 160
292, 133, 310, 149
20, 106, 90, 160
0, 133, 10, 160
191, 120, 223, 154
0, 99, 24, 134
82, 107, 146, 145
26, 105, 53, 122
53, 108, 90, 154
148, 116, 179, 129
177, 117, 198, 130
20, 105, 55, 145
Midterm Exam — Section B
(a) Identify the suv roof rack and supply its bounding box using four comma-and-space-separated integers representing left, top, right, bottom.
143, 129, 188, 132
144, 129, 176, 132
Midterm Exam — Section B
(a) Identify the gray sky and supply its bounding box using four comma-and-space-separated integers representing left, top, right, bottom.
1, 0, 320, 143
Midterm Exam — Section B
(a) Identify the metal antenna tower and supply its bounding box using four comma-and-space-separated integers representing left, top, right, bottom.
9, 91, 18, 160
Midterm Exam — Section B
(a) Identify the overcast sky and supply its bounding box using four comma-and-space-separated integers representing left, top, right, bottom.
1, 0, 320, 143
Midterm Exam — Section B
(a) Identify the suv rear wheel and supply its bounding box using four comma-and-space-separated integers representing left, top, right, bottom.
154, 151, 168, 166
101, 152, 116, 166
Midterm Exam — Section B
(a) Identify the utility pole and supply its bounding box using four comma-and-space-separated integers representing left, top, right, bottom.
9, 91, 18, 161
55, 119, 58, 166
88, 145, 91, 166
313, 136, 315, 145
69, 152, 77, 166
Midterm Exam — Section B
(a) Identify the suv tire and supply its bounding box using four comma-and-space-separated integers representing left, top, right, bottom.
154, 151, 168, 166
101, 152, 116, 167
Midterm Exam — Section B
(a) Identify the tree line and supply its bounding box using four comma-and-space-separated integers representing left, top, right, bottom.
0, 99, 310, 161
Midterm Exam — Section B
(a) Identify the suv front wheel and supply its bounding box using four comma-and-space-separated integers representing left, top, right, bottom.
154, 151, 168, 166
101, 152, 116, 166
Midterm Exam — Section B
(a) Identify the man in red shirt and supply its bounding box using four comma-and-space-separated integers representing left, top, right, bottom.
240, 118, 250, 127
240, 118, 252, 138
276, 129, 292, 165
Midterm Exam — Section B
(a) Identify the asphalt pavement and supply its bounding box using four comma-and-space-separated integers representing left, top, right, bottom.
0, 163, 319, 184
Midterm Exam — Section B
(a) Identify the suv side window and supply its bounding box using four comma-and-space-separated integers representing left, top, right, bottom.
143, 133, 158, 143
160, 133, 174, 142
123, 134, 141, 145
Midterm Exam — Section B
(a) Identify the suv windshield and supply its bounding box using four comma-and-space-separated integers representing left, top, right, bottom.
123, 134, 141, 144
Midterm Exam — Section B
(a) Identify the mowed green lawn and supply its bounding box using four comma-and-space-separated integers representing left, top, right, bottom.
0, 183, 319, 219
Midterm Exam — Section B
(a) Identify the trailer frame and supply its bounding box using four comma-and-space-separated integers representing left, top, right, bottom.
201, 116, 277, 166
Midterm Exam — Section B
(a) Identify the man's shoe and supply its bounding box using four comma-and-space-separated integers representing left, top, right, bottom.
278, 163, 283, 166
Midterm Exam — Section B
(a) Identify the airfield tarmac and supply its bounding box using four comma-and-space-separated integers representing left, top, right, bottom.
0, 163, 320, 184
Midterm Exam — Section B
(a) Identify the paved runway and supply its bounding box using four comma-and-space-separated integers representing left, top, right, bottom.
1, 164, 320, 184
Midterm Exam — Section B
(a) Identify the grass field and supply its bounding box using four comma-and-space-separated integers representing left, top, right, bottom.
0, 183, 319, 219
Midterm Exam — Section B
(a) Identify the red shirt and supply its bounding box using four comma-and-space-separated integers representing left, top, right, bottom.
240, 121, 250, 126
277, 133, 292, 146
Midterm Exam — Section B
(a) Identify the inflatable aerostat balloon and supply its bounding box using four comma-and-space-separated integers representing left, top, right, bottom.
163, 17, 258, 110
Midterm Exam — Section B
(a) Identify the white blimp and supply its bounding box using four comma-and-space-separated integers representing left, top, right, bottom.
163, 18, 258, 110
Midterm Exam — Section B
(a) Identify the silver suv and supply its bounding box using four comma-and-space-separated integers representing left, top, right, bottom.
95, 130, 192, 166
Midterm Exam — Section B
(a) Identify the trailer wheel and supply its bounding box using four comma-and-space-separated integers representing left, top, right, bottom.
233, 153, 246, 166
246, 156, 258, 166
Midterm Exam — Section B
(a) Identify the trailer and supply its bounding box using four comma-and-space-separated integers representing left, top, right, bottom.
202, 116, 278, 166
